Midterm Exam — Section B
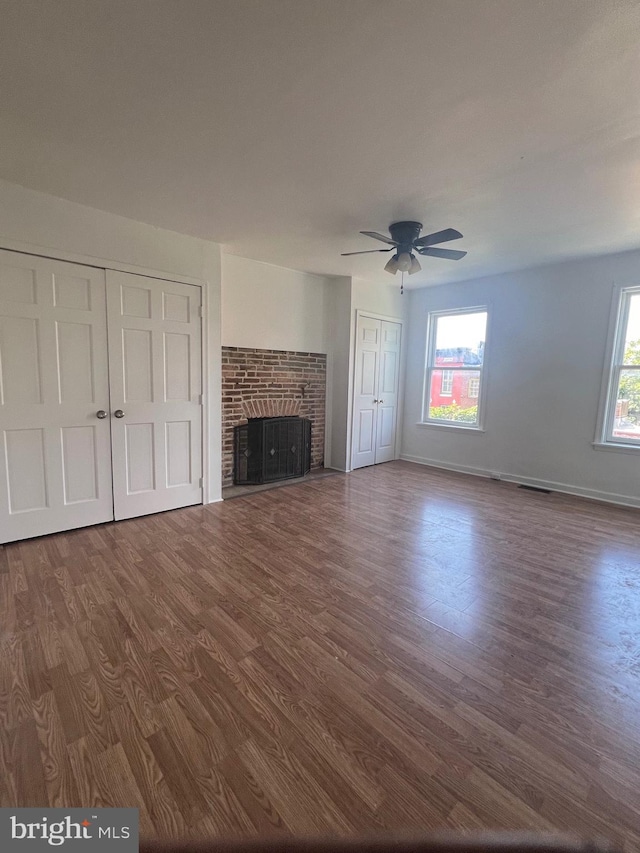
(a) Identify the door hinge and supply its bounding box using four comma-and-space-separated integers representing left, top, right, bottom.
198, 305, 203, 318
199, 476, 203, 488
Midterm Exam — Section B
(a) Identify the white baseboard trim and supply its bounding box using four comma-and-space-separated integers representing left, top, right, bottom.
400, 454, 640, 510
400, 454, 490, 480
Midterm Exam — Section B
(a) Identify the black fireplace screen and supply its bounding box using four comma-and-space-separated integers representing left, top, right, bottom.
234, 416, 311, 485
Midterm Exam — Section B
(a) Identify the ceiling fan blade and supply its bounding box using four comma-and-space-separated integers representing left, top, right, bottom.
360, 230, 398, 246
414, 228, 463, 248
417, 246, 467, 261
341, 247, 396, 256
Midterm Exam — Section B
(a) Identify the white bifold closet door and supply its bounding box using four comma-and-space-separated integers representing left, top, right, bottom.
351, 314, 402, 470
107, 271, 202, 520
0, 253, 203, 544
0, 251, 114, 542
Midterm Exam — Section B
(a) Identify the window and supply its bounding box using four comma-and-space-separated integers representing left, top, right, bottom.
423, 307, 487, 428
602, 287, 640, 446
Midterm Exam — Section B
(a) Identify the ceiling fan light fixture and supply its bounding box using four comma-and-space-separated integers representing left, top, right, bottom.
396, 252, 413, 272
343, 221, 466, 279
384, 255, 399, 275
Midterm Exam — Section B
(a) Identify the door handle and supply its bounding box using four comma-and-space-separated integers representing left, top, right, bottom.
96, 410, 108, 419
114, 409, 125, 418
379, 400, 384, 404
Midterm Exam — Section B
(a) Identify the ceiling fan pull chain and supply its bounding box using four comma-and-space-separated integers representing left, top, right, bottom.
401, 271, 404, 295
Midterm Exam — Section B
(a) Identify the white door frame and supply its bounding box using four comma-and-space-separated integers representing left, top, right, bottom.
350, 309, 404, 471
0, 241, 216, 505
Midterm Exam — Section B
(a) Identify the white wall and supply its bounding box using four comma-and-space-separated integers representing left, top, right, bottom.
401, 249, 640, 507
324, 277, 352, 471
351, 276, 406, 321
221, 254, 329, 352
0, 178, 223, 501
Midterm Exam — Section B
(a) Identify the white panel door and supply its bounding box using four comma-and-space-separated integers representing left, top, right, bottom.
0, 250, 113, 543
107, 271, 202, 520
351, 314, 402, 471
374, 320, 402, 464
351, 315, 380, 470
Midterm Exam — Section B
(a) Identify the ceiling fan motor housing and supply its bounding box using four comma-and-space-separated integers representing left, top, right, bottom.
388, 221, 423, 249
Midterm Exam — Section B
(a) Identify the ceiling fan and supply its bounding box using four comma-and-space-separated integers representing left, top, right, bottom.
341, 221, 467, 275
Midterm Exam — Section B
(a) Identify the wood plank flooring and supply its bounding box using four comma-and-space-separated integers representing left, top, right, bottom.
1, 461, 639, 849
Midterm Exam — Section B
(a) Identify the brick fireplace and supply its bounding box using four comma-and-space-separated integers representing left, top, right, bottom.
221, 346, 326, 487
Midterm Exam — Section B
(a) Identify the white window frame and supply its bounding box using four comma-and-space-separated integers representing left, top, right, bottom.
421, 306, 488, 431
597, 285, 640, 450
440, 369, 454, 396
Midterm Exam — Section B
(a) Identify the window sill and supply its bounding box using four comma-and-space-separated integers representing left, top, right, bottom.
416, 421, 485, 434
592, 441, 640, 455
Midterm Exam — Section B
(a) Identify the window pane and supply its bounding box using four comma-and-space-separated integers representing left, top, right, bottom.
441, 369, 453, 395
435, 311, 487, 366
624, 294, 640, 362
429, 369, 481, 424
612, 368, 640, 440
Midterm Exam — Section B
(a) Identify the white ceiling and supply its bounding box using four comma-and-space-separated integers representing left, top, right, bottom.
2, 0, 640, 287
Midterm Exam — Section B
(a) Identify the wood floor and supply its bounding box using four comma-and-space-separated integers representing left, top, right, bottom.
1, 461, 639, 849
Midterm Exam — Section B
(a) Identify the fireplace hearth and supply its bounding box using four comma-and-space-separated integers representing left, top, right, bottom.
234, 416, 311, 485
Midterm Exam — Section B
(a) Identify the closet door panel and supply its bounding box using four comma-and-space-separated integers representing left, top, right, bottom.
107, 271, 202, 520
0, 250, 113, 543
374, 320, 402, 464
351, 316, 380, 470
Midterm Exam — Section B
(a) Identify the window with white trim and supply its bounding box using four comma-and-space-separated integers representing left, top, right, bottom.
423, 307, 488, 428
602, 287, 640, 446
